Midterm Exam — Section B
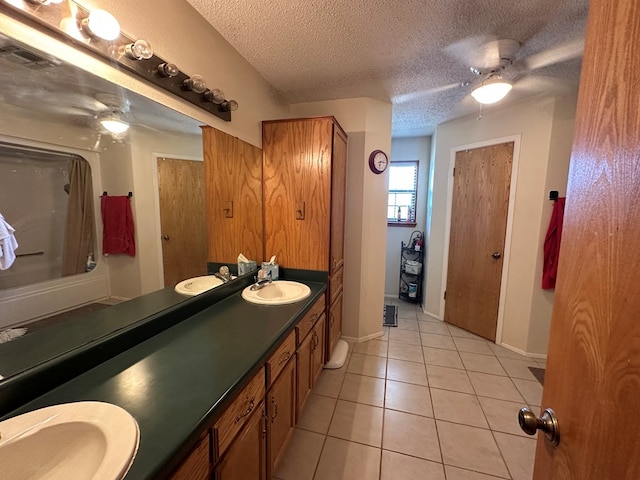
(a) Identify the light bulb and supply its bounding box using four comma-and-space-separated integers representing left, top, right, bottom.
124, 40, 153, 60
203, 88, 225, 104
220, 99, 239, 112
99, 111, 129, 134
183, 74, 207, 94
157, 63, 179, 78
81, 9, 120, 41
471, 76, 513, 104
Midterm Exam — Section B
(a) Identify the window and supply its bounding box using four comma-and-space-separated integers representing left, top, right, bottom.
387, 161, 418, 226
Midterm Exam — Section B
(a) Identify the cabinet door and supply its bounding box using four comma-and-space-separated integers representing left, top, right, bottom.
327, 293, 343, 361
296, 330, 313, 416
214, 403, 266, 480
311, 315, 326, 385
262, 118, 332, 270
268, 358, 296, 473
330, 127, 347, 275
202, 126, 263, 264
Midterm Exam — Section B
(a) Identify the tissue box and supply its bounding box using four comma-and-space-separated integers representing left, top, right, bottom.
238, 260, 257, 275
405, 260, 422, 275
261, 262, 279, 280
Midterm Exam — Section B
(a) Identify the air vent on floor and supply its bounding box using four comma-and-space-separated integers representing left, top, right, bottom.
0, 44, 60, 69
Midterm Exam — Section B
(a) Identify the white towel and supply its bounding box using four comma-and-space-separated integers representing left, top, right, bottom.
0, 213, 19, 270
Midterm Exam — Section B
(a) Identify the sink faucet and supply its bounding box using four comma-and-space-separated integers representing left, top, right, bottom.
214, 265, 231, 283
249, 268, 273, 291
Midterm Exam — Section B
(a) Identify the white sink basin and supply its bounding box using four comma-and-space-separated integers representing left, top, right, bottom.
175, 275, 224, 296
242, 280, 311, 305
0, 401, 139, 480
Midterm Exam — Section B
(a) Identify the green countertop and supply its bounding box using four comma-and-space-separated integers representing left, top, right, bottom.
6, 279, 326, 479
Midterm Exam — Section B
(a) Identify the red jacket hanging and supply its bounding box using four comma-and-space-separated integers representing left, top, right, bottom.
542, 197, 566, 289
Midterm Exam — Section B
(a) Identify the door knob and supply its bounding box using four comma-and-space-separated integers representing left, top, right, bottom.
518, 407, 560, 446
163, 235, 170, 241
491, 252, 501, 259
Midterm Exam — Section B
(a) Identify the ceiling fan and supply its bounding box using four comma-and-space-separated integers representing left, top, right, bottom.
393, 37, 584, 106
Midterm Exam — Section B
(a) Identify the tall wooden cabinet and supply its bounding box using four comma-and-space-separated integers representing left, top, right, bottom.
262, 117, 347, 361
202, 126, 263, 265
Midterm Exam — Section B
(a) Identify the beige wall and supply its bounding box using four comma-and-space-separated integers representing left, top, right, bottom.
427, 93, 577, 356
386, 136, 431, 297
292, 98, 392, 342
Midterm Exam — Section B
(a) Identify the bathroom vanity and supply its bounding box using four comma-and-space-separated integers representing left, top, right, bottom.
0, 270, 328, 479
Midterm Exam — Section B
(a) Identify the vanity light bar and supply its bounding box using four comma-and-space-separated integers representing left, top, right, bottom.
0, 0, 236, 122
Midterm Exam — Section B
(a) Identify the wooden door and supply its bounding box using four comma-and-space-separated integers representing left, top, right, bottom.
214, 403, 266, 480
202, 127, 263, 264
268, 358, 296, 473
262, 118, 332, 270
533, 0, 640, 477
157, 157, 207, 287
444, 143, 513, 341
330, 126, 347, 274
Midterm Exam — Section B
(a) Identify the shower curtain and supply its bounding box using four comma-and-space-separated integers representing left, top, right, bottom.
61, 158, 94, 276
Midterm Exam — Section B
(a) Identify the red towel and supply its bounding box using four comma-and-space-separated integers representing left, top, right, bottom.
542, 197, 566, 289
101, 195, 135, 256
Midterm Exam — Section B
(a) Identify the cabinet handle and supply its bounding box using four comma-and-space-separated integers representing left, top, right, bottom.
278, 351, 291, 365
262, 408, 268, 437
271, 397, 278, 422
311, 313, 319, 322
312, 330, 319, 349
235, 397, 255, 423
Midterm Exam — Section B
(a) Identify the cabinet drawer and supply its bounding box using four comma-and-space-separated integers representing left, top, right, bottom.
214, 368, 266, 458
329, 268, 343, 305
266, 330, 296, 387
170, 431, 210, 480
295, 294, 326, 346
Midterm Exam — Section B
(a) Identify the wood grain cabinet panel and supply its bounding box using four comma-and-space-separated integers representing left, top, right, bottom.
311, 315, 326, 386
262, 117, 347, 273
295, 294, 326, 346
213, 402, 266, 480
327, 293, 343, 361
202, 126, 263, 264
266, 330, 296, 388
213, 368, 266, 459
268, 358, 296, 475
169, 431, 210, 480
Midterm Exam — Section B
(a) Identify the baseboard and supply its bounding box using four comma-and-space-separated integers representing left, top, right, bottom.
422, 308, 443, 321
499, 342, 547, 360
341, 330, 385, 344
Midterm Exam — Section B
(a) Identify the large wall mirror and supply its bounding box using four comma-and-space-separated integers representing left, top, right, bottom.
0, 29, 215, 350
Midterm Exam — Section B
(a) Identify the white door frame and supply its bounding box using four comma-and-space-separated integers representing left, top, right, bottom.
440, 134, 521, 345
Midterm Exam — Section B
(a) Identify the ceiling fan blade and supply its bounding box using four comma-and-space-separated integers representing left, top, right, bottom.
444, 35, 496, 69
393, 82, 464, 104
517, 38, 584, 72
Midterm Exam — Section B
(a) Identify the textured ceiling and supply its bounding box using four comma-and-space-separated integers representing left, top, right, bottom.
186, 0, 589, 136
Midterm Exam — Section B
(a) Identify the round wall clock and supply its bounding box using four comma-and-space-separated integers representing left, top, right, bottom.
368, 149, 389, 174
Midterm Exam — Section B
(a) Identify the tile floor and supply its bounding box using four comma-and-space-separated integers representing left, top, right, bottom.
274, 299, 544, 480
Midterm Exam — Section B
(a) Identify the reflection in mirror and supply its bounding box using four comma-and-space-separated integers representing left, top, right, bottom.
0, 29, 208, 346
0, 143, 95, 290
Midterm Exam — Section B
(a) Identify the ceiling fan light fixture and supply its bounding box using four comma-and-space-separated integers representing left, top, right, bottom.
99, 111, 130, 134
471, 75, 513, 104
